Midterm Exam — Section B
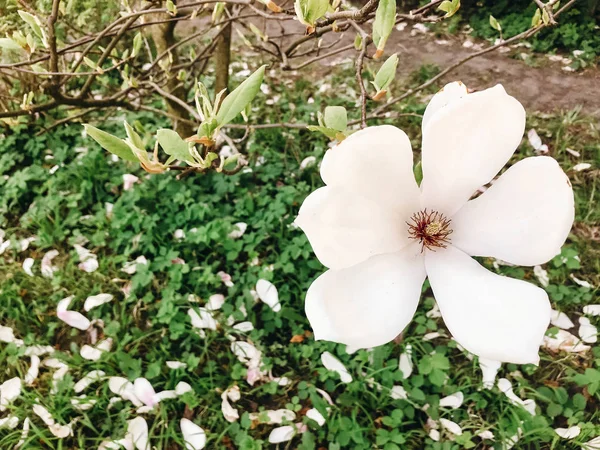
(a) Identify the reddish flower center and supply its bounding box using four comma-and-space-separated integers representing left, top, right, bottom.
407, 209, 453, 252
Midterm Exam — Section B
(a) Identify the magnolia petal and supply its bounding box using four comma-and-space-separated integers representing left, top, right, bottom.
398, 344, 413, 379
268, 425, 296, 444
390, 385, 408, 400
24, 355, 40, 385
231, 341, 262, 368
479, 358, 501, 389
23, 258, 34, 276
583, 436, 600, 450
426, 246, 550, 364
41, 250, 59, 278
583, 305, 600, 316
555, 426, 581, 439
305, 408, 326, 426
321, 352, 352, 383
255, 279, 281, 312
551, 309, 574, 330
0, 415, 19, 429
221, 391, 239, 422
167, 361, 187, 370
134, 378, 158, 407
249, 409, 295, 424
296, 187, 409, 270
84, 293, 113, 311
578, 317, 597, 344
228, 222, 248, 239
422, 81, 469, 130
57, 310, 90, 330
306, 245, 426, 349
0, 377, 21, 410
176, 381, 193, 396
74, 370, 105, 393
127, 417, 149, 450
188, 308, 217, 330
439, 391, 464, 409
439, 418, 463, 436
181, 418, 206, 450
232, 321, 254, 332
421, 84, 526, 215
80, 345, 102, 361
206, 294, 225, 311
320, 125, 420, 217
451, 157, 574, 266
543, 329, 590, 353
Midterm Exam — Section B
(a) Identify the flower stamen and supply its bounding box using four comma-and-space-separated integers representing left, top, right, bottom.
407, 209, 453, 252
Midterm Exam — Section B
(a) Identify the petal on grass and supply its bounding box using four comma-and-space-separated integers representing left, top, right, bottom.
181, 418, 206, 450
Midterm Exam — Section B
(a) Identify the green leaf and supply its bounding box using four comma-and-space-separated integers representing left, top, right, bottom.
84, 124, 137, 162
17, 10, 47, 47
372, 0, 396, 57
157, 129, 192, 162
541, 8, 550, 25
294, 0, 329, 29
373, 54, 398, 91
132, 32, 143, 57
0, 38, 22, 51
489, 15, 502, 32
323, 106, 347, 132
437, 0, 460, 18
531, 8, 542, 27
124, 121, 145, 150
216, 65, 266, 126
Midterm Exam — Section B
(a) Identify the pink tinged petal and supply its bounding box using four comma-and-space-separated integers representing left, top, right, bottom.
206, 294, 225, 311
41, 250, 59, 278
181, 419, 206, 450
479, 358, 501, 389
127, 417, 149, 450
84, 293, 113, 311
133, 378, 158, 407
295, 187, 409, 270
422, 81, 469, 130
451, 157, 574, 266
255, 279, 281, 312
268, 425, 296, 444
57, 310, 90, 330
305, 245, 426, 350
421, 84, 526, 215
319, 125, 421, 217
425, 246, 551, 364
320, 352, 352, 383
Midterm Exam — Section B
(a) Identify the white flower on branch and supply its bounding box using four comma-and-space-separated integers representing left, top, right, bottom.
296, 82, 574, 364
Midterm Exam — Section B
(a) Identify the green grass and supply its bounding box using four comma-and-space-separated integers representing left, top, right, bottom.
0, 66, 599, 449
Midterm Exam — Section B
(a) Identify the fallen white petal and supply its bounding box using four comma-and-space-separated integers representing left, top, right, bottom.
249, 409, 295, 424
571, 276, 593, 289
439, 391, 464, 409
206, 294, 225, 311
25, 355, 41, 385
256, 279, 281, 312
583, 436, 600, 450
221, 391, 240, 422
578, 317, 597, 344
573, 163, 591, 171
70, 395, 97, 411
133, 378, 158, 407
497, 378, 536, 415
122, 256, 148, 275
533, 266, 550, 287
127, 416, 149, 450
300, 156, 317, 170
181, 418, 206, 450
305, 408, 326, 426
26, 345, 54, 356
429, 429, 440, 441
79, 257, 99, 273
439, 418, 463, 436
122, 174, 139, 191
23, 258, 34, 276
321, 352, 352, 383
166, 361, 187, 370
14, 417, 30, 449
555, 426, 581, 439
0, 415, 19, 429
84, 293, 113, 311
390, 385, 408, 400
399, 344, 413, 379
268, 425, 295, 444
188, 308, 217, 330
57, 296, 91, 330
231, 341, 262, 368
228, 222, 248, 239
583, 305, 600, 316
551, 309, 574, 329
232, 321, 254, 332
217, 271, 234, 287
176, 381, 193, 396
0, 377, 22, 410
41, 250, 59, 278
543, 329, 590, 353
74, 370, 105, 393
477, 430, 495, 440
174, 229, 186, 240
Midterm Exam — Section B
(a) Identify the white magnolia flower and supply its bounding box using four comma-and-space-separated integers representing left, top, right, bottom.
296, 83, 574, 364
255, 279, 281, 312
181, 418, 206, 450
57, 296, 90, 330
